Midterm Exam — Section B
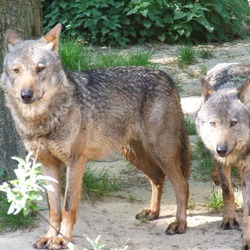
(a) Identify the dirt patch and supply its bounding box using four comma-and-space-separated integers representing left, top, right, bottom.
2, 39, 250, 249
1, 163, 243, 250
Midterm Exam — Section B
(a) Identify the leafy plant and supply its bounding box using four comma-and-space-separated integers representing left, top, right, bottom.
67, 235, 130, 250
0, 152, 57, 216
0, 193, 38, 233
41, 0, 250, 47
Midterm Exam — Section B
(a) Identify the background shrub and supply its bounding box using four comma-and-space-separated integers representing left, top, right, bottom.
42, 0, 250, 47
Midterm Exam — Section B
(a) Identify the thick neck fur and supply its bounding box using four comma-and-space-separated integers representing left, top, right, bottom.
5, 84, 75, 140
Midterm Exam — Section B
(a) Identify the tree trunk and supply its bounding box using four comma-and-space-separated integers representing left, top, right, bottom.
0, 0, 43, 181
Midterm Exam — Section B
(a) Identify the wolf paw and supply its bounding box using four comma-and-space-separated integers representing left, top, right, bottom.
33, 236, 68, 250
49, 236, 69, 250
221, 217, 240, 230
135, 209, 159, 221
165, 221, 186, 235
33, 237, 51, 249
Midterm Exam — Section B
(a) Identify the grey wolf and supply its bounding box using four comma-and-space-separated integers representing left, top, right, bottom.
196, 63, 250, 249
1, 24, 190, 249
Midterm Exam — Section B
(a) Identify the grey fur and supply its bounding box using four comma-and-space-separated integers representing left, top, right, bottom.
196, 63, 250, 248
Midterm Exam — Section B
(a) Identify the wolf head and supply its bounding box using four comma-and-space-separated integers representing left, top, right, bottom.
1, 24, 65, 104
196, 77, 250, 164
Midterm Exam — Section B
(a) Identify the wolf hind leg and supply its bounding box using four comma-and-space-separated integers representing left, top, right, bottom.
120, 140, 166, 221
164, 157, 189, 234
146, 139, 190, 235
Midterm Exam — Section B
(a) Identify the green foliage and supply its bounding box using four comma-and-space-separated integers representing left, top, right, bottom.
0, 153, 57, 232
59, 39, 154, 71
68, 235, 130, 250
0, 152, 57, 216
0, 193, 38, 233
42, 0, 250, 47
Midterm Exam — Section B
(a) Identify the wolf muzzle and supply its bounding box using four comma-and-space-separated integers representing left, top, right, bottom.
21, 88, 34, 103
216, 144, 228, 157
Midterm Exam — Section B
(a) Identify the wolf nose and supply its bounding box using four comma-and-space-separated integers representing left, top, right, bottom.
216, 145, 228, 157
21, 89, 34, 103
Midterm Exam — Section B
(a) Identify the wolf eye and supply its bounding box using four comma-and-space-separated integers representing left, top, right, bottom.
230, 119, 238, 127
209, 121, 216, 127
13, 68, 19, 74
37, 65, 45, 73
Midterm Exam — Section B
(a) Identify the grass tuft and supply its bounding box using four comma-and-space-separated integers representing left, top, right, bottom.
205, 188, 224, 211
185, 116, 197, 136
192, 137, 213, 181
59, 39, 155, 71
83, 167, 122, 197
198, 48, 215, 59
177, 45, 197, 68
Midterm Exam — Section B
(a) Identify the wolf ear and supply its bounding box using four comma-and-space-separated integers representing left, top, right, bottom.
42, 23, 62, 54
201, 78, 215, 101
5, 29, 23, 52
237, 76, 250, 103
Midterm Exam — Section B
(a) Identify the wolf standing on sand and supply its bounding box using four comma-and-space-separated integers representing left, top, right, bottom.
1, 24, 190, 249
196, 63, 250, 249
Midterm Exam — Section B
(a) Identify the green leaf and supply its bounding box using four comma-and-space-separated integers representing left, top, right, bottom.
143, 20, 152, 29
59, 2, 68, 9
174, 10, 186, 20
126, 7, 138, 16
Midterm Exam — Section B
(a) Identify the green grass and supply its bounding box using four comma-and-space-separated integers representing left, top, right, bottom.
192, 137, 214, 181
59, 39, 155, 71
198, 48, 214, 59
205, 188, 224, 211
187, 199, 196, 210
83, 167, 122, 197
0, 194, 38, 233
199, 65, 208, 75
185, 116, 197, 136
177, 45, 197, 68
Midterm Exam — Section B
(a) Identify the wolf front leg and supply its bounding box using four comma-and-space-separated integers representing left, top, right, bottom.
48, 156, 86, 250
241, 162, 250, 249
215, 161, 239, 230
33, 158, 62, 249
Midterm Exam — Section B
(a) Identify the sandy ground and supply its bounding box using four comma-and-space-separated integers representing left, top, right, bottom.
0, 163, 243, 250
2, 39, 250, 250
